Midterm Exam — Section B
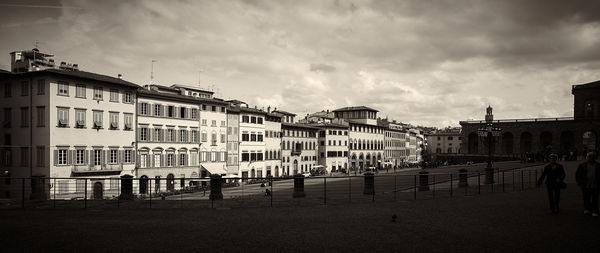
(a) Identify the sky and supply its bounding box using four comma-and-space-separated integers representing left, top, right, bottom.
1, 0, 600, 128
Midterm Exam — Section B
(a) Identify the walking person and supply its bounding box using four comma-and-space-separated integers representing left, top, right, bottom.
537, 154, 566, 213
576, 152, 600, 216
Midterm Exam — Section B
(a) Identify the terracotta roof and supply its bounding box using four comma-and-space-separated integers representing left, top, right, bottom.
332, 106, 378, 112
281, 122, 319, 130
272, 110, 296, 116
309, 123, 348, 129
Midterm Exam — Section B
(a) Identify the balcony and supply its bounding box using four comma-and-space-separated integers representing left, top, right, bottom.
71, 164, 123, 175
291, 149, 302, 156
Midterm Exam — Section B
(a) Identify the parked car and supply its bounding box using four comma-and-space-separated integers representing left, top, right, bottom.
301, 172, 311, 178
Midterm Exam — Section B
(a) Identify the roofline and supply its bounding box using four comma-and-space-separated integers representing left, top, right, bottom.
137, 89, 229, 105
0, 69, 140, 88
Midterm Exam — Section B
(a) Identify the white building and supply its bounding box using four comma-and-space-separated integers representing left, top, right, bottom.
264, 111, 282, 177
333, 106, 385, 172
315, 123, 349, 173
238, 106, 267, 180
379, 119, 409, 168
1, 55, 139, 200
281, 123, 319, 175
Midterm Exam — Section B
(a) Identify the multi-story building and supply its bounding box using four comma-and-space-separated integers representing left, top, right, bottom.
1, 49, 139, 199
379, 119, 408, 168
226, 105, 240, 176
264, 110, 282, 177
315, 123, 349, 173
426, 127, 462, 155
272, 109, 295, 124
333, 106, 384, 172
407, 129, 419, 163
198, 92, 229, 179
238, 106, 267, 180
281, 123, 319, 175
136, 84, 202, 194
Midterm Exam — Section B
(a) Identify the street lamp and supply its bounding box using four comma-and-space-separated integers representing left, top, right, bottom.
477, 106, 502, 184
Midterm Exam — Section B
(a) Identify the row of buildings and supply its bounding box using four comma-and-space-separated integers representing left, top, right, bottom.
0, 49, 424, 199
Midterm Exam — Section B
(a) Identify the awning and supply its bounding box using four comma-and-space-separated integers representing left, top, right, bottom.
201, 163, 228, 175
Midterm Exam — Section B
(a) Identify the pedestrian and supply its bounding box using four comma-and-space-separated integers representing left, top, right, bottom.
537, 154, 566, 213
575, 152, 600, 216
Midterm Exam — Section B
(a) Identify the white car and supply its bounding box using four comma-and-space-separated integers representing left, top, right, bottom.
301, 172, 311, 178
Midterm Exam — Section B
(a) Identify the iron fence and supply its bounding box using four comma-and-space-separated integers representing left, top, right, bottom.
0, 163, 555, 210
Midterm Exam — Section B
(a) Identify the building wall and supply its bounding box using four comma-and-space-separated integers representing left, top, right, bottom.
426, 133, 462, 154
198, 103, 227, 176
226, 112, 239, 175
238, 112, 266, 179
264, 117, 281, 177
136, 96, 200, 193
281, 126, 318, 175
347, 123, 384, 170
317, 127, 348, 173
384, 129, 407, 167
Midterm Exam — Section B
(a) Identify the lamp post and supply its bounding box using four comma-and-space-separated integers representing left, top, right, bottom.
477, 106, 502, 184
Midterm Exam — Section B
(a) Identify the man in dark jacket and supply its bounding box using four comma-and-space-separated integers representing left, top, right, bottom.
537, 154, 566, 213
575, 152, 600, 216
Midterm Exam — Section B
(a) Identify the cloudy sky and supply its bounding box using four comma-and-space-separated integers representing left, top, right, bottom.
1, 0, 600, 127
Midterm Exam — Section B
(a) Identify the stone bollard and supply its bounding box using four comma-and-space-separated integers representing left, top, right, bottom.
209, 174, 223, 200
419, 171, 430, 191
485, 167, 494, 184
120, 175, 134, 200
458, 169, 469, 188
292, 174, 306, 198
363, 172, 375, 195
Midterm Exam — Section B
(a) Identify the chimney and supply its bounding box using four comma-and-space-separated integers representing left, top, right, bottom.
267, 106, 271, 113
117, 74, 122, 79
326, 109, 329, 113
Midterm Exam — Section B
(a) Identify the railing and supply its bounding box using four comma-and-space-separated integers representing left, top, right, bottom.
459, 117, 574, 124
0, 160, 567, 210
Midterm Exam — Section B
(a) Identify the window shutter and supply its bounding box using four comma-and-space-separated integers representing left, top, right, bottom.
68, 150, 74, 165
135, 154, 139, 167
160, 105, 164, 117
53, 149, 58, 166
161, 154, 165, 167
136, 127, 140, 141
102, 150, 107, 166
119, 150, 124, 164
86, 150, 91, 165
150, 155, 155, 168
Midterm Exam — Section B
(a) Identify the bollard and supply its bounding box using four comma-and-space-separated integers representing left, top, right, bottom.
418, 171, 429, 191
458, 169, 468, 188
485, 167, 494, 184
293, 174, 306, 198
209, 174, 223, 200
363, 172, 375, 195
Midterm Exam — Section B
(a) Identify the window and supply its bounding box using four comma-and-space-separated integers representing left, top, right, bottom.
93, 87, 103, 100
202, 104, 207, 110
4, 82, 11, 97
36, 106, 45, 127
242, 132, 249, 141
190, 108, 198, 119
250, 133, 256, 141
221, 120, 225, 126
123, 92, 133, 103
140, 103, 148, 115
124, 114, 133, 130
21, 81, 29, 96
153, 128, 162, 141
250, 116, 256, 123
154, 104, 161, 116
20, 107, 28, 127
110, 150, 118, 164
58, 81, 69, 96
242, 116, 249, 123
20, 147, 28, 166
57, 108, 68, 127
211, 106, 216, 112
76, 84, 86, 98
75, 109, 85, 128
180, 130, 187, 142
167, 106, 174, 118
211, 120, 216, 126
202, 119, 207, 125
179, 154, 186, 166
93, 111, 103, 129
242, 152, 249, 161
167, 154, 174, 167
3, 108, 11, 128
124, 150, 132, 163
448, 136, 453, 140
166, 129, 175, 142
211, 132, 217, 145
191, 130, 198, 142
257, 134, 263, 142
221, 133, 226, 143
75, 149, 84, 165
93, 150, 102, 165
180, 107, 186, 119
109, 112, 119, 129
257, 117, 263, 124
201, 131, 207, 142
140, 128, 148, 141
58, 149, 68, 165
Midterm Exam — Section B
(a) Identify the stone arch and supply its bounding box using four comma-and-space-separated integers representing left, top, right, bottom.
502, 132, 514, 154
520, 132, 533, 153
468, 132, 478, 154
559, 131, 575, 152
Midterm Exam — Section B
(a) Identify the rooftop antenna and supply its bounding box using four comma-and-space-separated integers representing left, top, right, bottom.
198, 69, 203, 90
150, 60, 157, 85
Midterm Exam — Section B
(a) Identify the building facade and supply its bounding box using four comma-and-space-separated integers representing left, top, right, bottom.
264, 112, 282, 177
281, 123, 319, 175
316, 123, 349, 173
